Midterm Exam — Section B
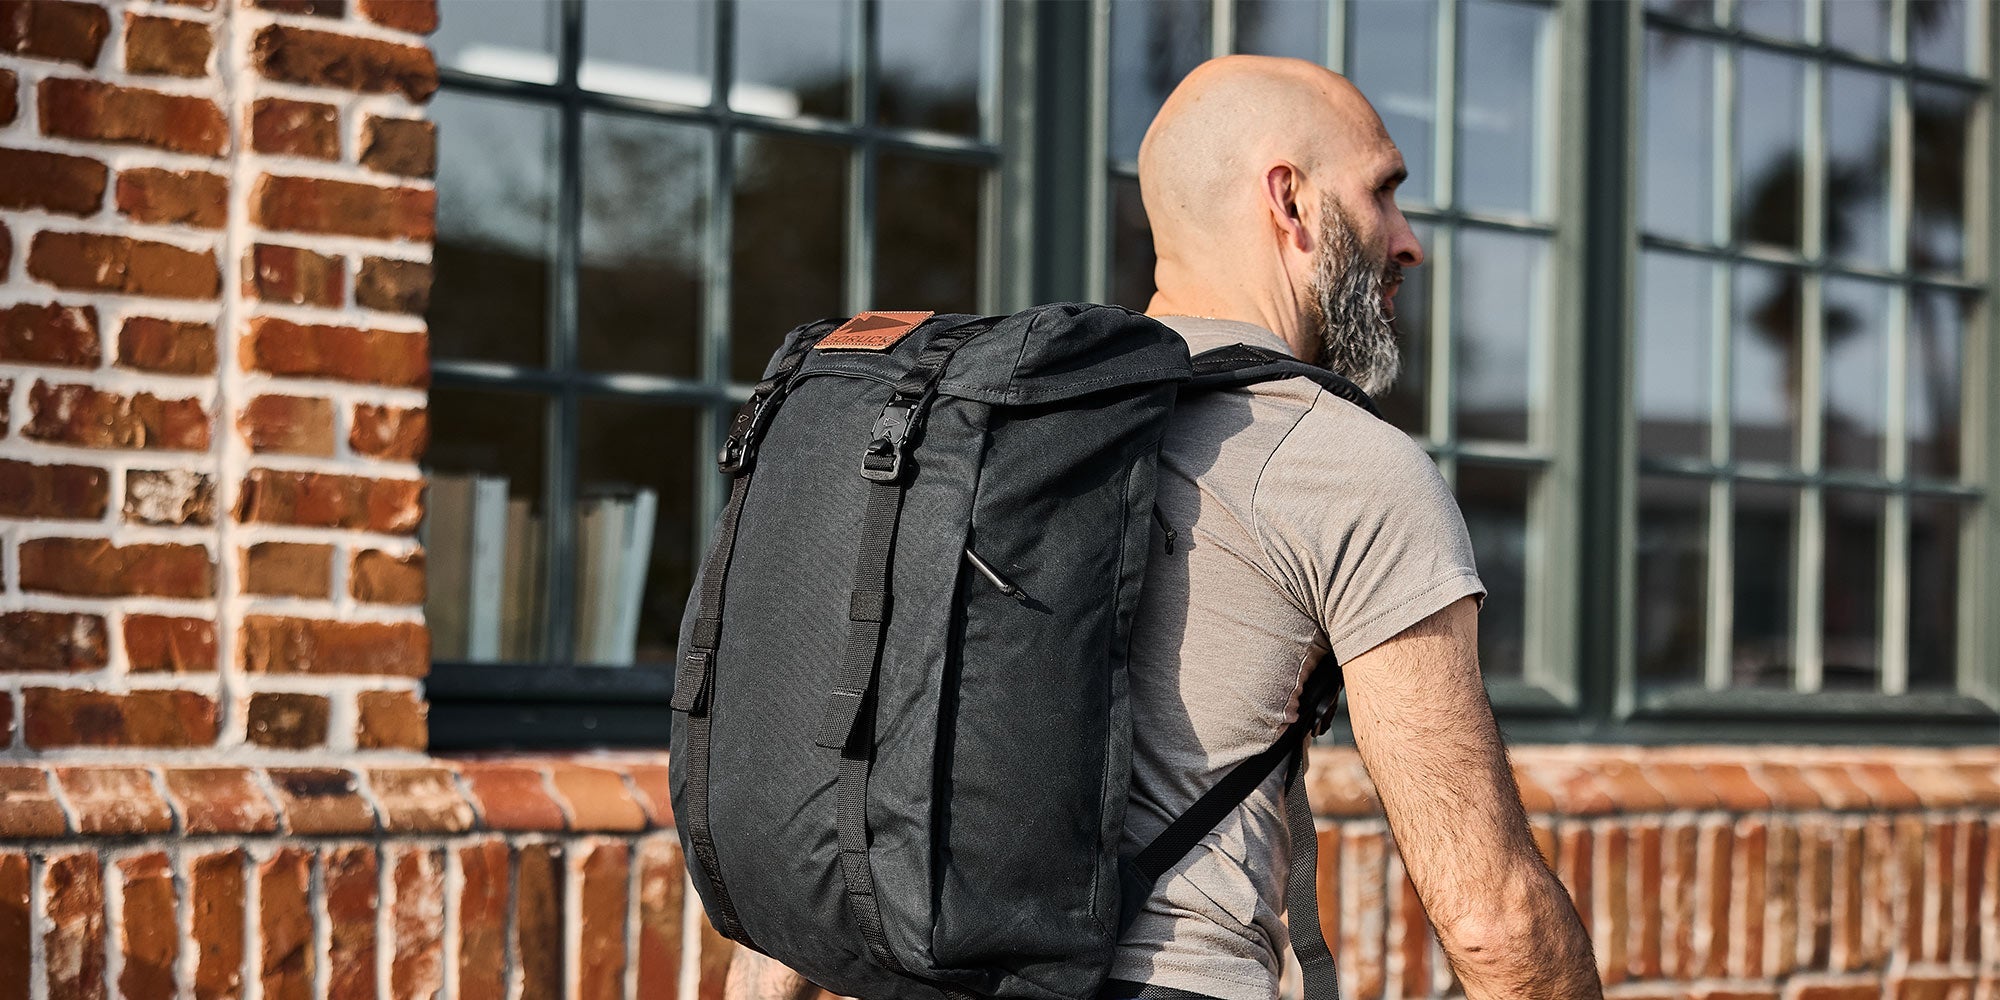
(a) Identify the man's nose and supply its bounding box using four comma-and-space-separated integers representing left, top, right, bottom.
1390, 214, 1425, 269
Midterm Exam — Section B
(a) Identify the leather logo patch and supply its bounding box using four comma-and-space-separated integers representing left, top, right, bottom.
816, 311, 933, 351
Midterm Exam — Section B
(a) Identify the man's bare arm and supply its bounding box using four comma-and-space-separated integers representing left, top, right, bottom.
723, 950, 819, 1000
1339, 596, 1600, 1000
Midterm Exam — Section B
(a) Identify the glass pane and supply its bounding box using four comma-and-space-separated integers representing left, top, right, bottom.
1907, 289, 1969, 480
1636, 252, 1713, 459
1453, 229, 1543, 442
732, 134, 848, 383
1821, 491, 1883, 691
735, 0, 855, 120
424, 387, 549, 663
1108, 0, 1209, 163
581, 0, 712, 105
1822, 278, 1890, 473
573, 401, 700, 666
1734, 51, 1805, 250
1736, 0, 1802, 38
1647, 0, 1717, 23
1377, 220, 1433, 436
1456, 464, 1529, 681
1641, 32, 1717, 244
1824, 69, 1892, 268
1731, 482, 1797, 688
1456, 0, 1546, 217
578, 113, 707, 377
1349, 0, 1437, 205
1909, 0, 1973, 73
874, 155, 982, 313
1826, 0, 1890, 60
1909, 84, 1975, 275
1907, 497, 1963, 689
1731, 264, 1802, 466
880, 0, 985, 135
1110, 175, 1155, 311
434, 0, 558, 83
1636, 476, 1708, 687
1237, 0, 1324, 63
430, 93, 556, 367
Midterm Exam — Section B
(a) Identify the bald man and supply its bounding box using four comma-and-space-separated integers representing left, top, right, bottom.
1106, 56, 1599, 1000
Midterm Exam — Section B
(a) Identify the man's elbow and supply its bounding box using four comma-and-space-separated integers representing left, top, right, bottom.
1432, 868, 1601, 998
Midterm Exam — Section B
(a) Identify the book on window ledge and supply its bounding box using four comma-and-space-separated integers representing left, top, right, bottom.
573, 486, 657, 666
421, 471, 510, 662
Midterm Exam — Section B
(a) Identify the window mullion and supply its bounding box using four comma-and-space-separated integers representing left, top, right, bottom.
542, 0, 587, 664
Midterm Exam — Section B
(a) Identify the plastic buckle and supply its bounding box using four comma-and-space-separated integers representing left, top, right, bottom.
861, 399, 916, 482
716, 377, 786, 475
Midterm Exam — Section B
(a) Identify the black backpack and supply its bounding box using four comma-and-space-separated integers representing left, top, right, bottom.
669, 304, 1379, 1000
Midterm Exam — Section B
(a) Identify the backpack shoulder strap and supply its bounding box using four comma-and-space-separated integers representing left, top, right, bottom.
1186, 343, 1384, 420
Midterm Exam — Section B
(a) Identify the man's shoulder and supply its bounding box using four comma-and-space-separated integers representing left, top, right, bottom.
1265, 386, 1439, 487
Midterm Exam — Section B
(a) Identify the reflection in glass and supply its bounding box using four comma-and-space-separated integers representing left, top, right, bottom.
1825, 69, 1891, 268
1635, 476, 1707, 687
434, 0, 558, 83
1646, 0, 1715, 22
1908, 498, 1962, 689
573, 402, 699, 666
1822, 279, 1889, 473
1453, 229, 1543, 442
1821, 491, 1883, 691
1111, 176, 1155, 311
425, 387, 549, 663
1910, 84, 1973, 275
1735, 51, 1805, 250
875, 155, 982, 313
430, 92, 557, 368
1349, 0, 1437, 204
1731, 265, 1801, 466
1456, 464, 1530, 681
1731, 482, 1796, 688
1825, 0, 1890, 60
1907, 289, 1968, 480
1109, 0, 1209, 163
1736, 0, 1802, 38
1376, 220, 1432, 436
1641, 32, 1716, 243
578, 113, 706, 377
1237, 0, 1323, 63
880, 0, 986, 135
732, 135, 847, 383
735, 0, 854, 120
1456, 0, 1545, 217
580, 0, 712, 105
1636, 252, 1713, 459
1910, 0, 1973, 73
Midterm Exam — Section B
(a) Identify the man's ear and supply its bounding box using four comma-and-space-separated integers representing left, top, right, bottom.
1263, 163, 1310, 253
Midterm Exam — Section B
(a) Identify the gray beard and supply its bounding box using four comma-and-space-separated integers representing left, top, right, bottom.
1305, 205, 1402, 397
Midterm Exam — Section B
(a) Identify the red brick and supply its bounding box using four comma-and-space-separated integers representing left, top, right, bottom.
1770, 822, 1803, 976
389, 848, 444, 1000
695, 911, 734, 1000
1694, 991, 1775, 1000
0, 854, 27, 1000
1526, 761, 1618, 816
1856, 763, 1923, 811
635, 839, 684, 1000
125, 615, 218, 673
124, 468, 216, 526
267, 768, 375, 835
1664, 822, 1699, 976
515, 845, 561, 1000
625, 763, 674, 827
239, 395, 334, 456
1805, 820, 1837, 968
248, 96, 337, 159
1964, 820, 1988, 963
38, 77, 226, 155
1559, 823, 1592, 932
579, 843, 630, 1000
350, 403, 427, 462
351, 548, 423, 604
1395, 866, 1430, 1000
0, 301, 98, 367
1632, 821, 1663, 979
0, 459, 107, 520
1834, 821, 1866, 971
1699, 821, 1733, 977
19, 537, 213, 598
0, 378, 11, 437
1892, 976, 1976, 1000
118, 317, 216, 374
1599, 824, 1628, 985
1757, 764, 1825, 810
457, 841, 508, 1000
162, 768, 278, 834
356, 257, 430, 313
246, 692, 329, 749
235, 468, 424, 534
1802, 764, 1874, 811
116, 853, 177, 1000
1735, 819, 1768, 978
1863, 818, 1896, 969
26, 381, 209, 449
325, 846, 378, 1000
116, 168, 227, 228
1931, 821, 1958, 962
458, 763, 564, 832
368, 767, 473, 833
247, 243, 345, 307
252, 0, 345, 16
28, 231, 219, 299
242, 540, 332, 598
1786, 984, 1878, 1000
240, 615, 428, 677
250, 173, 434, 243
259, 849, 312, 1000
0, 767, 67, 838
1896, 815, 1926, 960
0, 147, 108, 216
43, 853, 104, 1000
0, 1, 109, 67
253, 25, 437, 101
358, 0, 437, 33
189, 850, 245, 1000
54, 766, 171, 834
0, 610, 107, 671
23, 688, 218, 748
0, 68, 16, 125
1341, 826, 1386, 1000
355, 688, 425, 750
360, 115, 434, 177
550, 763, 647, 832
242, 316, 428, 387
124, 13, 210, 77
1303, 747, 1380, 817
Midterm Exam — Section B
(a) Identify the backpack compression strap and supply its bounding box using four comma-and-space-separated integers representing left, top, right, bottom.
1187, 343, 1383, 418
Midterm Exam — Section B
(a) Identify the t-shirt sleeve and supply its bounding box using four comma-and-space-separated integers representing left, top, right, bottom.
1252, 394, 1486, 664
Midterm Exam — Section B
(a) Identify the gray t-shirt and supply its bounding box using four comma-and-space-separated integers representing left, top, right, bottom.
1111, 316, 1486, 1000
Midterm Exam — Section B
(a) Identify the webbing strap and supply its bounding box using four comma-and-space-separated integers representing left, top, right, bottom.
1285, 747, 1341, 1000
1185, 344, 1383, 419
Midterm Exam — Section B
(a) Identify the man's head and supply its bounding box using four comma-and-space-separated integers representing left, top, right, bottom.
1138, 56, 1422, 394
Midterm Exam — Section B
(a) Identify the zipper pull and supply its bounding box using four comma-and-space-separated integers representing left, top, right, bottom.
1152, 505, 1177, 554
962, 548, 1031, 605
